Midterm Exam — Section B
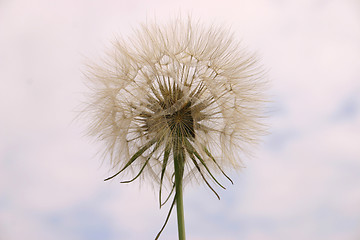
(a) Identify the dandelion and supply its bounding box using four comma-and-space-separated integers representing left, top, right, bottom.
83, 17, 267, 240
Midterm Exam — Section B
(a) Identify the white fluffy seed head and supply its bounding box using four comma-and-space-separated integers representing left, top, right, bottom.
83, 17, 267, 188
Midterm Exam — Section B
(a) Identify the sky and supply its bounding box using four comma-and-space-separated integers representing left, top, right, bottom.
1, 0, 360, 239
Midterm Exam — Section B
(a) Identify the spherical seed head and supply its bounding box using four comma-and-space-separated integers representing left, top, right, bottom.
84, 17, 267, 188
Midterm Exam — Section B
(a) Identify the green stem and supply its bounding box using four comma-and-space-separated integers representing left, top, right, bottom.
173, 138, 186, 240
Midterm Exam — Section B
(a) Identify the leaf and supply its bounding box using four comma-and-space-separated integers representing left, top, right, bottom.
120, 141, 160, 184
203, 146, 234, 184
185, 148, 220, 200
160, 183, 175, 208
159, 142, 171, 207
155, 196, 176, 240
184, 138, 226, 189
104, 139, 156, 181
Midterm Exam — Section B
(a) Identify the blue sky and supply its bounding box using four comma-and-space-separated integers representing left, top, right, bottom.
1, 0, 360, 239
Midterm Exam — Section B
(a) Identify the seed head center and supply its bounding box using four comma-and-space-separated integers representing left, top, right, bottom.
166, 101, 195, 139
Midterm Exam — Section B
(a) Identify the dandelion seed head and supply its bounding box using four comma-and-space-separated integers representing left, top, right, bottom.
84, 17, 267, 189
